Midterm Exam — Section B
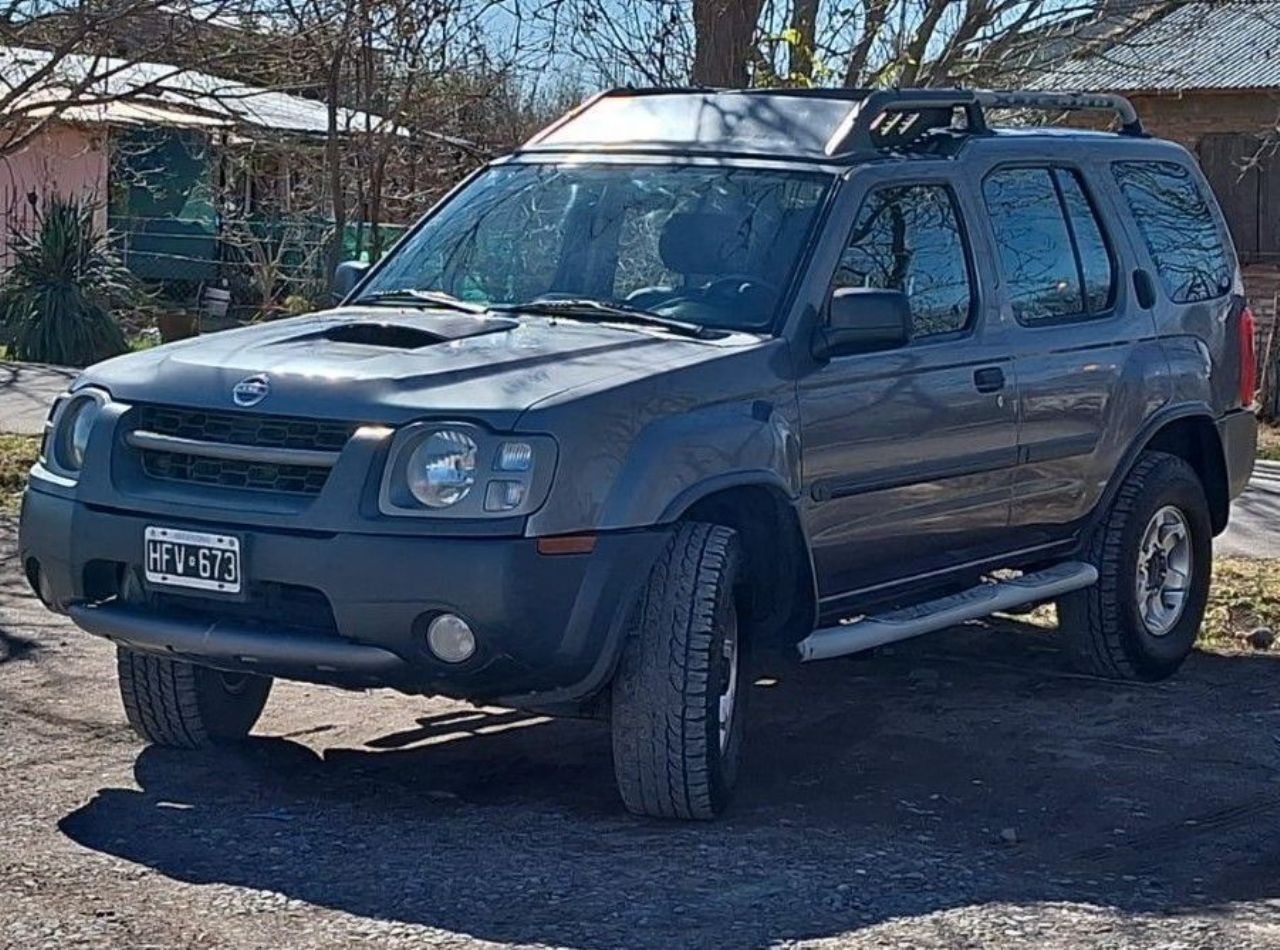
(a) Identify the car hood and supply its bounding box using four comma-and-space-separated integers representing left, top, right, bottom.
80, 305, 759, 428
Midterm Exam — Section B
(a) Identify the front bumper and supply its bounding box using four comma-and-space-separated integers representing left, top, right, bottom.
20, 486, 668, 706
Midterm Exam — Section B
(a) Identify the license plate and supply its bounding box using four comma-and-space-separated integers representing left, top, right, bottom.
144, 526, 242, 594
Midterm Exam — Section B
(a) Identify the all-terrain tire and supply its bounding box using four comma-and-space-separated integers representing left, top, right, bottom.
117, 647, 273, 748
610, 522, 745, 820
1058, 451, 1212, 681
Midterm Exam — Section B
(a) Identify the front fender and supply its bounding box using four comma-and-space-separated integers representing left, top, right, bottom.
598, 401, 802, 530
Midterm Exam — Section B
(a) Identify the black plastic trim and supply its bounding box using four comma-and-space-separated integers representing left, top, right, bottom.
70, 601, 407, 680
812, 446, 1018, 501
1019, 433, 1099, 464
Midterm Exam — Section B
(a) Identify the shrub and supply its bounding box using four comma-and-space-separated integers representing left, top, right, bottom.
0, 196, 135, 366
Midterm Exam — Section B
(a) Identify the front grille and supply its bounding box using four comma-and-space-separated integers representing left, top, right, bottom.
136, 405, 355, 452
131, 405, 358, 496
141, 449, 334, 494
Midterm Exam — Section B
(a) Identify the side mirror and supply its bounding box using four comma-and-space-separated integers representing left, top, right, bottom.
332, 260, 371, 303
813, 287, 911, 359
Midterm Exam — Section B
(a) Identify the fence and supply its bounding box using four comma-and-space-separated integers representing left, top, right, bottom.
105, 214, 406, 317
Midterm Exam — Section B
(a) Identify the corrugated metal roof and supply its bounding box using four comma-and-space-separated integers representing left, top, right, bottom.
0, 45, 389, 136
1032, 2, 1280, 92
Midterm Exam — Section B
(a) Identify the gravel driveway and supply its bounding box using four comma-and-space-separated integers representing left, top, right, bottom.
2, 516, 1279, 948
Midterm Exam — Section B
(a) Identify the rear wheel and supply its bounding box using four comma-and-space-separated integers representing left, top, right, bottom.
610, 522, 745, 820
117, 647, 273, 748
1059, 452, 1212, 681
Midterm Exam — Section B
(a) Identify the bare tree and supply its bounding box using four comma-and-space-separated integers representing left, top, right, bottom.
520, 0, 1133, 92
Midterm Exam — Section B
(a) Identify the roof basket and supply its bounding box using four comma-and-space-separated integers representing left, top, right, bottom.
825, 88, 1144, 158
824, 89, 985, 157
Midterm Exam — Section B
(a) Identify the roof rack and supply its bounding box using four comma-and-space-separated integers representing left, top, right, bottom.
824, 87, 1144, 158
825, 89, 986, 157
975, 90, 1143, 135
522, 86, 1146, 163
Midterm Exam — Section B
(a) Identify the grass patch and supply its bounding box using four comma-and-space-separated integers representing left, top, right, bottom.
1259, 423, 1280, 462
1204, 557, 1280, 649
1003, 556, 1279, 652
0, 434, 41, 514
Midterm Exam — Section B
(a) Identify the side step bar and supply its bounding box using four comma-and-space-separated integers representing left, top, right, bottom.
797, 561, 1098, 662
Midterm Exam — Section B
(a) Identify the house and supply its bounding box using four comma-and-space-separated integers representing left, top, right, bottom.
1032, 0, 1280, 330
0, 45, 453, 311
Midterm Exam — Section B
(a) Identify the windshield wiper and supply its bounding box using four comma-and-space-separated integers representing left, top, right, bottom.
492, 298, 706, 338
356, 288, 487, 315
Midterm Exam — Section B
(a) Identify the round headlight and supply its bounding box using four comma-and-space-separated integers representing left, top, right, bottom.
406, 429, 477, 507
55, 396, 101, 472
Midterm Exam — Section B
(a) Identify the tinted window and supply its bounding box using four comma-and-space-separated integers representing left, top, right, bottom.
983, 168, 1084, 323
1113, 160, 1233, 303
835, 184, 972, 337
1057, 172, 1114, 313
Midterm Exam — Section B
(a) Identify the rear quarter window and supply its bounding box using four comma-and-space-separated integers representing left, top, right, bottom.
1112, 160, 1233, 303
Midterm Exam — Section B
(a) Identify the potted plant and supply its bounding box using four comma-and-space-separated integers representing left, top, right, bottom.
156, 308, 200, 342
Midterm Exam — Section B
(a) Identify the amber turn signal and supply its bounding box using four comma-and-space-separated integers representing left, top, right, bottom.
536, 534, 597, 555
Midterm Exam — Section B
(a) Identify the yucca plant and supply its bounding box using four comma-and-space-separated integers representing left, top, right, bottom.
0, 196, 134, 367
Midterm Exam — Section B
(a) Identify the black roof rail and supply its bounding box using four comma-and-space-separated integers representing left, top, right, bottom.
974, 90, 1144, 136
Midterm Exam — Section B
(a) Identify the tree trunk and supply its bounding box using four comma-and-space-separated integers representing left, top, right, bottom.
691, 0, 767, 87
323, 52, 346, 287
789, 0, 820, 83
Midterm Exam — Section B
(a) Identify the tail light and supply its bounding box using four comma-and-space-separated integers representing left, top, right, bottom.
1239, 305, 1258, 407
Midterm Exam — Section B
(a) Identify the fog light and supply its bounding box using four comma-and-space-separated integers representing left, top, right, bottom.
426, 613, 476, 663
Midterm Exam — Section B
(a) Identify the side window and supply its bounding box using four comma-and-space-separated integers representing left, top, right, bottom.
982, 167, 1115, 324
1057, 172, 1115, 313
835, 184, 973, 338
1113, 160, 1233, 303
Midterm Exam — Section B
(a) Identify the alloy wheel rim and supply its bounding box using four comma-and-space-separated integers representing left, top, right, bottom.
1135, 505, 1193, 637
718, 613, 739, 755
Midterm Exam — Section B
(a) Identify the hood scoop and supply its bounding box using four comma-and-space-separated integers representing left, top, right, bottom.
321, 322, 447, 349
271, 309, 522, 352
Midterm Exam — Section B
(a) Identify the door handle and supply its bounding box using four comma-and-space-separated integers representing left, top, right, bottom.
973, 366, 1006, 394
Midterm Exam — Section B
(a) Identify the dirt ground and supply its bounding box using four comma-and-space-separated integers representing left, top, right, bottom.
2, 516, 1279, 949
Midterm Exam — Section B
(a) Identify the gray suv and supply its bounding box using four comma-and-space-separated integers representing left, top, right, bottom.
20, 89, 1258, 819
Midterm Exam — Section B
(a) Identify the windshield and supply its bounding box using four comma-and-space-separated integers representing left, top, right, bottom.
360, 163, 832, 332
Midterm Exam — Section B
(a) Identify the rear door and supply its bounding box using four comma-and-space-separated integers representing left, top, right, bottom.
976, 160, 1169, 548
797, 166, 1019, 607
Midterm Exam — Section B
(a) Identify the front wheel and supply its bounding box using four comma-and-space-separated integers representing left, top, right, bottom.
1058, 451, 1213, 681
610, 523, 745, 820
117, 647, 273, 748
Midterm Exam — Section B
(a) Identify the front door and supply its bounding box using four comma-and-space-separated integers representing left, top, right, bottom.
798, 171, 1018, 611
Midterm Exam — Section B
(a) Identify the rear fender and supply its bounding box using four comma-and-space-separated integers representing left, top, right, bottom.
1093, 403, 1231, 535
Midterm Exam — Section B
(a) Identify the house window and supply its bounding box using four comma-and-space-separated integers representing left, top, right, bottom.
834, 184, 973, 338
982, 167, 1114, 324
1113, 160, 1233, 304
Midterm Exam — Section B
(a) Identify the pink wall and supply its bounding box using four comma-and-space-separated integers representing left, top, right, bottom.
0, 123, 109, 272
